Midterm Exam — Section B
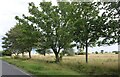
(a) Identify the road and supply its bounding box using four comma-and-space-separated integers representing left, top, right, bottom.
1, 60, 32, 77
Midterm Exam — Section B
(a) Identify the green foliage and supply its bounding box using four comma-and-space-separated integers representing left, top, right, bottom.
78, 52, 86, 55
2, 50, 12, 56
95, 51, 98, 54
97, 2, 119, 46
36, 49, 52, 56
72, 3, 100, 46
2, 57, 80, 75
69, 2, 103, 63
25, 2, 74, 62
2, 1, 118, 63
36, 48, 46, 56
2, 17, 39, 58
105, 52, 108, 53
112, 51, 119, 54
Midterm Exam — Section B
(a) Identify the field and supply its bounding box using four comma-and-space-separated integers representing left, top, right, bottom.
2, 53, 119, 77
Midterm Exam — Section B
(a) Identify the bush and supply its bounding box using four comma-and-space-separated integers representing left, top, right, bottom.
101, 50, 104, 54
78, 52, 86, 55
63, 48, 75, 56
112, 51, 119, 54
105, 52, 108, 53
75, 52, 78, 55
36, 49, 46, 56
2, 50, 12, 56
115, 51, 118, 54
95, 51, 98, 54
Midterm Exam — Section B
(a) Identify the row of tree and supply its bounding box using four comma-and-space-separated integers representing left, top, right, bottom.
2, 1, 119, 63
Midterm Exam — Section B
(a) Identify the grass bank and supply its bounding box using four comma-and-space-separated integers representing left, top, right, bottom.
2, 57, 80, 76
2, 54, 119, 77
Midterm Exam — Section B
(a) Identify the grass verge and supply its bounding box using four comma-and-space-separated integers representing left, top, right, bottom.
2, 56, 119, 77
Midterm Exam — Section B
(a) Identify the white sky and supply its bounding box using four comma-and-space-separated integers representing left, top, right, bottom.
0, 0, 118, 52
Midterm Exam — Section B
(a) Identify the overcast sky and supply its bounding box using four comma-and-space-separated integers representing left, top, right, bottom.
0, 0, 118, 52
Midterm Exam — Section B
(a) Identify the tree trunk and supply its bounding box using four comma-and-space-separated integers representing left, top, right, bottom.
22, 52, 24, 57
52, 47, 61, 63
85, 40, 88, 63
43, 51, 46, 56
28, 51, 31, 59
55, 52, 59, 63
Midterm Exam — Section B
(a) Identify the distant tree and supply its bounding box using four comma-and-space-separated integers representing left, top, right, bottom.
36, 49, 52, 56
78, 51, 86, 55
105, 52, 108, 53
36, 48, 46, 56
2, 30, 20, 56
1, 50, 11, 56
112, 51, 119, 54
64, 48, 75, 56
101, 50, 104, 54
95, 51, 98, 54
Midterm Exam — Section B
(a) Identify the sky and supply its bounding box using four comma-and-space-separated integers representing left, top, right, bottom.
0, 0, 119, 52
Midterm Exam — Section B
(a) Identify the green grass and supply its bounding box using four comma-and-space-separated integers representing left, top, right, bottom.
2, 54, 119, 77
2, 57, 80, 76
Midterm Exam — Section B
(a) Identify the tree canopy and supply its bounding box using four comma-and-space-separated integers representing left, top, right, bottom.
2, 17, 39, 58
2, 1, 118, 63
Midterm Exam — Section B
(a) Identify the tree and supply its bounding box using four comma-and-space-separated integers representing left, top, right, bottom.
2, 29, 20, 56
101, 50, 104, 54
2, 17, 39, 58
106, 2, 120, 45
25, 2, 113, 63
24, 2, 74, 62
72, 2, 119, 63
16, 17, 39, 58
70, 3, 101, 63
97, 2, 120, 46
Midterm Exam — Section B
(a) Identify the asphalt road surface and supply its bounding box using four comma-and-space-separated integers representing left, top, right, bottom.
1, 60, 32, 77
